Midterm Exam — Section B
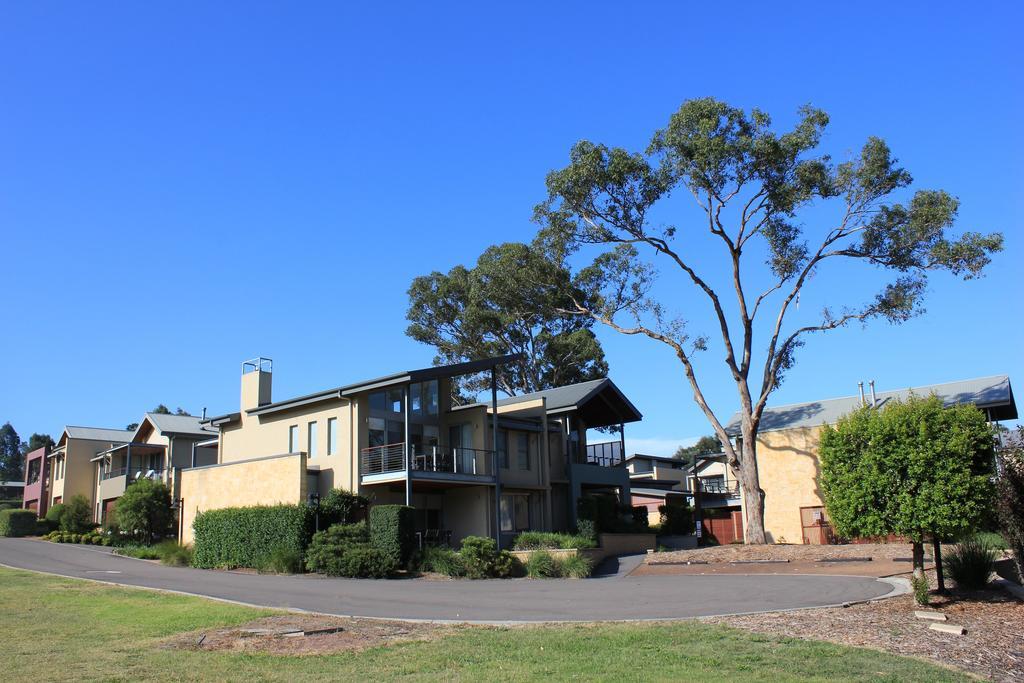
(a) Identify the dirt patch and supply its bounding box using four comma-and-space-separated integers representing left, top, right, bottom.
649, 542, 935, 565
162, 614, 455, 656
705, 580, 1024, 682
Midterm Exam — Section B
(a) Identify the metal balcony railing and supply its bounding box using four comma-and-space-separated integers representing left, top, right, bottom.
101, 467, 127, 481
360, 443, 494, 477
698, 478, 739, 495
578, 441, 623, 467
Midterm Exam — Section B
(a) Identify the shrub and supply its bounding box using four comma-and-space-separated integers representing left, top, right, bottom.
305, 522, 396, 577
911, 574, 930, 606
416, 546, 465, 577
369, 505, 415, 567
35, 519, 58, 535
116, 478, 173, 545
577, 495, 648, 534
558, 553, 593, 579
974, 531, 1008, 551
658, 504, 694, 535
995, 435, 1024, 583
512, 531, 597, 550
946, 536, 997, 589
259, 547, 303, 574
319, 489, 368, 527
60, 495, 93, 533
0, 509, 38, 537
192, 504, 313, 570
631, 506, 650, 530
115, 544, 161, 560
525, 550, 558, 578
460, 536, 517, 579
576, 518, 596, 542
45, 503, 66, 524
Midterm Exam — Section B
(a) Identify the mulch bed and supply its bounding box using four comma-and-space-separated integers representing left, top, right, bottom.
704, 579, 1024, 682
162, 614, 454, 656
649, 542, 934, 565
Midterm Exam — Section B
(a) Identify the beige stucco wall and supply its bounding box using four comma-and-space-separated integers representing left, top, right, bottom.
52, 438, 116, 511
755, 426, 825, 544
178, 452, 307, 545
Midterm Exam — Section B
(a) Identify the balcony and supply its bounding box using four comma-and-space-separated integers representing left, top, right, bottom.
574, 441, 624, 467
697, 478, 740, 495
360, 443, 495, 485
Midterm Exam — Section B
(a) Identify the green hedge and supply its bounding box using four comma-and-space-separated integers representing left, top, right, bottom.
369, 505, 415, 566
512, 531, 597, 550
658, 504, 694, 535
192, 504, 312, 569
0, 509, 39, 537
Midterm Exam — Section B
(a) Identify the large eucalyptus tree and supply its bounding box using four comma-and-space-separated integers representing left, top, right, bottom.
534, 98, 1002, 543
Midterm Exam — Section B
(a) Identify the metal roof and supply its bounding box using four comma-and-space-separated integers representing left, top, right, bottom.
243, 355, 521, 418
726, 375, 1016, 435
140, 412, 217, 438
455, 378, 643, 426
630, 487, 687, 498
62, 426, 134, 443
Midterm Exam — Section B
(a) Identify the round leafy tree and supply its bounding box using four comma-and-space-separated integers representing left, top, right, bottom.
117, 478, 173, 545
820, 395, 995, 581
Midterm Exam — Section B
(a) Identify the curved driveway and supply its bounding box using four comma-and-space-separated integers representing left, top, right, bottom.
0, 538, 897, 623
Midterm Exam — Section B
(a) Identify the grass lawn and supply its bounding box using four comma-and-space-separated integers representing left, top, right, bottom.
0, 567, 966, 682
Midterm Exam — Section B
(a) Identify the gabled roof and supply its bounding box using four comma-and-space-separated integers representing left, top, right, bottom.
726, 375, 1016, 435
136, 413, 217, 439
455, 378, 643, 428
61, 426, 134, 444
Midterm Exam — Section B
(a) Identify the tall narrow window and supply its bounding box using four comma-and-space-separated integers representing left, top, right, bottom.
497, 429, 509, 469
327, 417, 337, 455
516, 433, 530, 470
307, 421, 318, 458
288, 425, 298, 453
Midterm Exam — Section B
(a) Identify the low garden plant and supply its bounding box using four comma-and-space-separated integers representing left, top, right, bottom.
415, 545, 466, 577
258, 547, 303, 574
305, 522, 396, 578
512, 531, 596, 550
946, 536, 997, 589
460, 536, 517, 579
524, 550, 593, 579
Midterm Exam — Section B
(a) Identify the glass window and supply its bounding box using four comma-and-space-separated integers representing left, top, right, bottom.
500, 494, 530, 532
369, 391, 386, 412
288, 425, 298, 453
410, 382, 422, 415
327, 417, 337, 455
387, 419, 403, 445
497, 429, 509, 469
368, 417, 386, 447
516, 433, 530, 470
423, 425, 439, 451
388, 388, 403, 413
426, 380, 439, 416
307, 421, 318, 458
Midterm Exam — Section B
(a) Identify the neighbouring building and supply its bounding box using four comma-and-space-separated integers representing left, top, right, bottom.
22, 446, 50, 515
182, 357, 642, 547
725, 375, 1017, 545
92, 413, 217, 525
47, 426, 135, 513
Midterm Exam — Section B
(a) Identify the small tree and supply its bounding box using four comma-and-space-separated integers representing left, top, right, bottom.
61, 495, 93, 533
116, 478, 173, 545
0, 422, 23, 482
819, 395, 995, 588
996, 427, 1024, 582
673, 435, 722, 461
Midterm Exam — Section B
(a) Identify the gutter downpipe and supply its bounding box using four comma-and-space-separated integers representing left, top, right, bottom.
404, 385, 411, 507
491, 368, 501, 549
869, 380, 878, 407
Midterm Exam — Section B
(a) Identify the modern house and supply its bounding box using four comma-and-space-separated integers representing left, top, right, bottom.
725, 375, 1017, 545
181, 357, 642, 546
622, 452, 741, 536
92, 413, 217, 524
22, 446, 50, 514
47, 426, 134, 512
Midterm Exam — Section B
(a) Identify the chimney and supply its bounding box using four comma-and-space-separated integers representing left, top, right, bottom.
241, 358, 273, 411
858, 381, 865, 406
868, 380, 877, 407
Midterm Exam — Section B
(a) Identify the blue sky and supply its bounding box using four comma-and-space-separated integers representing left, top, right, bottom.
1, 2, 1021, 455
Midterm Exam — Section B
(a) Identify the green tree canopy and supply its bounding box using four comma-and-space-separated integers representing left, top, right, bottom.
116, 478, 173, 545
534, 97, 1002, 542
21, 433, 55, 456
407, 241, 608, 398
0, 422, 23, 482
819, 395, 995, 576
673, 435, 722, 462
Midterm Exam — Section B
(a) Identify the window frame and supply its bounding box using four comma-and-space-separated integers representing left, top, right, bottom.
327, 417, 337, 456
288, 425, 298, 453
307, 421, 318, 458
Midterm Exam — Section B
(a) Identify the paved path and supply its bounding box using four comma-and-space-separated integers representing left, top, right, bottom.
0, 538, 897, 623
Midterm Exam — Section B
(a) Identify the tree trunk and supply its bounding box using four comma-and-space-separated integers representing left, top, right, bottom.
932, 537, 946, 593
911, 540, 926, 580
738, 433, 767, 544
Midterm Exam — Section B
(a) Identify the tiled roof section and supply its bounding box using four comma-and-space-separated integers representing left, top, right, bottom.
726, 375, 1015, 435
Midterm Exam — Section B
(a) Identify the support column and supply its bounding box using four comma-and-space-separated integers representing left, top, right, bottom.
403, 385, 411, 507
125, 443, 131, 480
491, 368, 501, 549
541, 399, 552, 531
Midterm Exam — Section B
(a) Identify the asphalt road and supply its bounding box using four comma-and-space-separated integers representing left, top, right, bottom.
0, 538, 896, 623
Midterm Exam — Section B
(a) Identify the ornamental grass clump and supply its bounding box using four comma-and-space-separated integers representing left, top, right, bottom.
525, 550, 559, 578
946, 536, 997, 589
